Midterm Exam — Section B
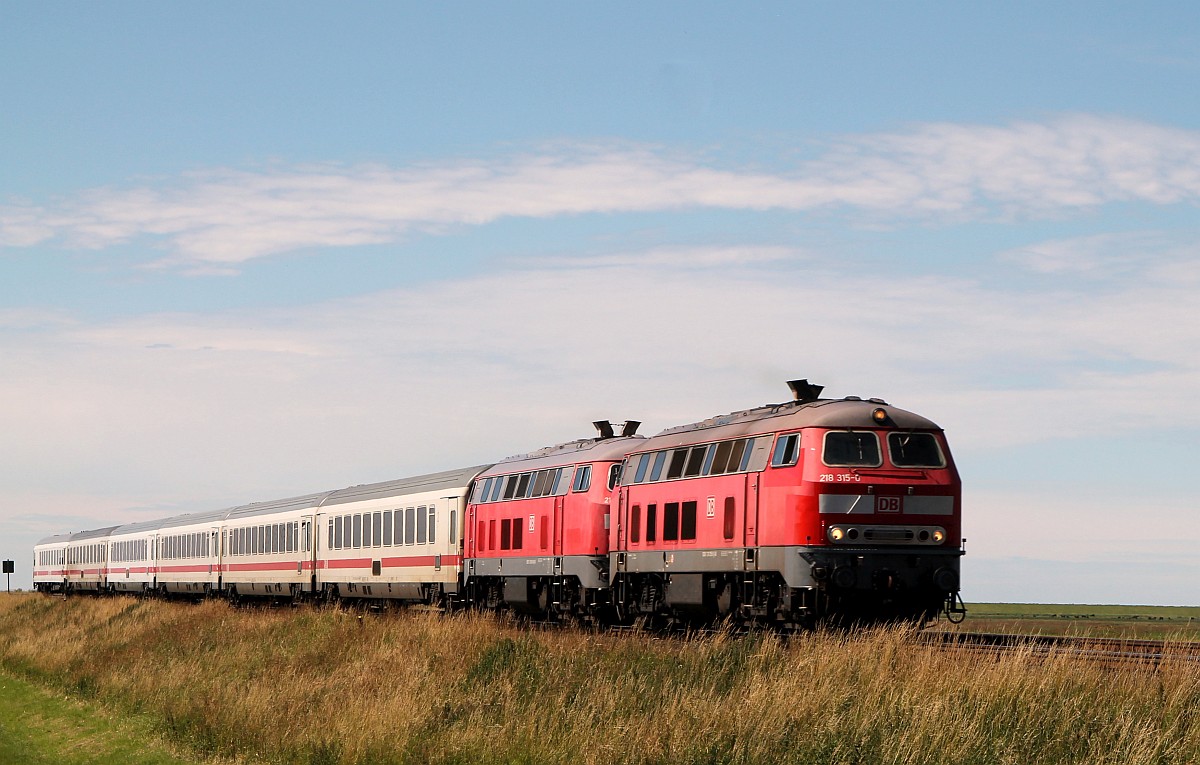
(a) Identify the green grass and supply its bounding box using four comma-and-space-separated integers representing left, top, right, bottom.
949, 602, 1200, 640
0, 670, 214, 765
967, 602, 1200, 619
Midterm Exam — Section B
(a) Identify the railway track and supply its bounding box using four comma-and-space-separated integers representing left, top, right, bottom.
920, 631, 1200, 668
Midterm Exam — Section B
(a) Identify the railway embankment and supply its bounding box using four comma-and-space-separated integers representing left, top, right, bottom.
1, 592, 1197, 765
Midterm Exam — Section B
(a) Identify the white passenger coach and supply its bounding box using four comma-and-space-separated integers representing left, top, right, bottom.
32, 465, 490, 604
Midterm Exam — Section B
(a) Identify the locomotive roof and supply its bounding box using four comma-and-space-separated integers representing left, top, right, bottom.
322, 465, 491, 507
639, 397, 942, 451
481, 435, 645, 477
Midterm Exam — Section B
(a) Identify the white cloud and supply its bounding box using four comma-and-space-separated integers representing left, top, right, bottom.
4, 116, 1200, 271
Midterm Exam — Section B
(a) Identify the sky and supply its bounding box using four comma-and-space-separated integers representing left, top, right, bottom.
2, 2, 1198, 605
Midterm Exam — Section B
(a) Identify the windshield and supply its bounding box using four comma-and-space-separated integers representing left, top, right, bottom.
822, 431, 882, 467
887, 432, 945, 468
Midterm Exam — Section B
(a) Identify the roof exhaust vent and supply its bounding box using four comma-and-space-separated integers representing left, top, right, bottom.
593, 420, 615, 440
787, 379, 824, 404
621, 420, 641, 437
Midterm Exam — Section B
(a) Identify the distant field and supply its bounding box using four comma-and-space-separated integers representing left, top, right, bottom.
1, 593, 1198, 765
945, 602, 1200, 640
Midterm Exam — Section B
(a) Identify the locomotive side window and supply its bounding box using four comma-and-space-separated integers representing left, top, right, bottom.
683, 446, 707, 478
632, 453, 650, 483
709, 441, 732, 476
516, 473, 532, 498
681, 501, 697, 540
663, 502, 680, 541
630, 505, 641, 544
771, 433, 801, 467
512, 518, 522, 549
887, 432, 946, 468
501, 519, 512, 550
649, 451, 668, 481
666, 450, 687, 480
723, 497, 735, 540
823, 431, 882, 467
646, 504, 658, 543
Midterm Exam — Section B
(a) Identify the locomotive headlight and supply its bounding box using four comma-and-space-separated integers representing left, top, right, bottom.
872, 408, 889, 424
932, 528, 946, 543
829, 526, 845, 542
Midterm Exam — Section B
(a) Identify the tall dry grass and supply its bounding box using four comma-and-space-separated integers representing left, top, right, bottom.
0, 592, 1197, 765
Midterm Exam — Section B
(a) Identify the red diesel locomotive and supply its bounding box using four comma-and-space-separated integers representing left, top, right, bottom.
607, 380, 964, 626
35, 380, 965, 627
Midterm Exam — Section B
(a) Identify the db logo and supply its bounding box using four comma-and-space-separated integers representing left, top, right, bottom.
876, 496, 901, 513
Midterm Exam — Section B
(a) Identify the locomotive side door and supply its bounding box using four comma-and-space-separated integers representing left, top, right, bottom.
743, 473, 760, 551
467, 505, 476, 557
553, 495, 565, 557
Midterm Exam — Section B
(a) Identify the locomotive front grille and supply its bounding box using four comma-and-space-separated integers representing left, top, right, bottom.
863, 528, 913, 542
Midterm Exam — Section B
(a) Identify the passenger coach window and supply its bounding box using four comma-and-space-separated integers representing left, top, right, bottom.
823, 431, 882, 467
887, 433, 946, 468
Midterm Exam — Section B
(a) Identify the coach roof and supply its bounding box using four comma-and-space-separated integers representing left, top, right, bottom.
322, 465, 491, 507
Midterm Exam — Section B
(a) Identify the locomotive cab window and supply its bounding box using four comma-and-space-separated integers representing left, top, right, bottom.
822, 431, 882, 467
572, 464, 592, 493
771, 433, 801, 467
887, 432, 946, 468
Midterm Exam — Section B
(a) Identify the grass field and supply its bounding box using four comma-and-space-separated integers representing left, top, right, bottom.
1, 593, 1198, 765
0, 669, 217, 765
946, 602, 1200, 640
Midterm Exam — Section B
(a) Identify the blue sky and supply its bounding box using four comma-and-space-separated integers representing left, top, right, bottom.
3, 3, 1199, 605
